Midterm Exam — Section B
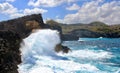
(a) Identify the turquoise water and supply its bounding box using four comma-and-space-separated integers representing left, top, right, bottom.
19, 31, 120, 73
63, 38, 120, 73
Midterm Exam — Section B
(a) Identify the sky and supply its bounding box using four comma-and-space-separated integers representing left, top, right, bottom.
0, 0, 120, 25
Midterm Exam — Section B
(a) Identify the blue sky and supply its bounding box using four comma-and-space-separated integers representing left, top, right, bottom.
0, 0, 120, 25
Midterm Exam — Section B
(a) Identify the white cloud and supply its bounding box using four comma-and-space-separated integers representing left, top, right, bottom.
0, 2, 47, 19
56, 0, 120, 25
6, 0, 15, 2
0, 2, 17, 14
28, 0, 77, 7
66, 3, 80, 10
55, 15, 60, 19
10, 13, 24, 18
23, 8, 47, 15
10, 8, 48, 18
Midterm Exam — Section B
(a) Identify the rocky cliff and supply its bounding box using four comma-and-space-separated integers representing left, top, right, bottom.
0, 14, 44, 38
0, 30, 22, 73
46, 20, 120, 40
0, 14, 70, 73
0, 14, 63, 39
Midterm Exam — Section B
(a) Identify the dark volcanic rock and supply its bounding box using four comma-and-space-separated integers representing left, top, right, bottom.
0, 14, 63, 39
0, 14, 70, 73
0, 30, 22, 73
0, 14, 44, 38
55, 44, 71, 53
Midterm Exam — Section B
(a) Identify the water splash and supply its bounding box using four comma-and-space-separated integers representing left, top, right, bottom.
18, 29, 100, 73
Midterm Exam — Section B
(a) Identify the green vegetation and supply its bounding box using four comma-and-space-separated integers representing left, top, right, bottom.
46, 20, 120, 37
46, 19, 61, 26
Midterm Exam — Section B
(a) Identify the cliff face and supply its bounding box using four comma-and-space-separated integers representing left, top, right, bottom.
69, 29, 102, 38
0, 14, 69, 73
0, 14, 45, 73
0, 14, 44, 38
0, 14, 63, 39
0, 30, 22, 73
46, 20, 120, 40
64, 29, 120, 39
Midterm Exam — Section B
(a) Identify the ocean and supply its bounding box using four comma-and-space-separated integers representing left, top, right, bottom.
18, 29, 120, 73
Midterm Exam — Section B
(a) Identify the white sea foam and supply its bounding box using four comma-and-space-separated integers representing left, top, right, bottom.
20, 29, 61, 62
19, 55, 99, 73
18, 29, 100, 73
115, 68, 120, 73
58, 49, 113, 60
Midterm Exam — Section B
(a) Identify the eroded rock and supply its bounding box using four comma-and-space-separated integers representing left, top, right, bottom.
55, 44, 71, 53
0, 30, 22, 73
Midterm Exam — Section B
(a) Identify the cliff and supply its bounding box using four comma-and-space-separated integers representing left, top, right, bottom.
46, 20, 120, 40
0, 30, 22, 73
0, 14, 70, 73
0, 14, 44, 38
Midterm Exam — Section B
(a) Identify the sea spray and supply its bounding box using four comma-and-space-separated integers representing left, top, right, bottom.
18, 29, 99, 73
18, 29, 61, 72
20, 29, 61, 61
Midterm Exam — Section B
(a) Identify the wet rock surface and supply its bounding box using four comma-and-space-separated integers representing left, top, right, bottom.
55, 44, 71, 53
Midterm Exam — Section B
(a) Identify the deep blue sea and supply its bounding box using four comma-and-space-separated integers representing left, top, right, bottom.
18, 30, 120, 73
62, 38, 120, 73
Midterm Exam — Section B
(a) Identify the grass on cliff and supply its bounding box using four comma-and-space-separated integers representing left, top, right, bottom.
46, 20, 120, 35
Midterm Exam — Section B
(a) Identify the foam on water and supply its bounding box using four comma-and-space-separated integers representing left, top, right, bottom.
19, 55, 99, 73
18, 29, 100, 73
20, 29, 61, 60
58, 49, 113, 60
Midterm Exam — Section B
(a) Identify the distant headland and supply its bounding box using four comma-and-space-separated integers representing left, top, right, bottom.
46, 20, 120, 40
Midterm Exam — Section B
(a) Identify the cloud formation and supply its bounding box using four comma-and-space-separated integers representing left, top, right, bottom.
24, 8, 48, 15
0, 0, 120, 25
28, 0, 77, 7
66, 3, 80, 10
10, 8, 48, 18
6, 0, 15, 2
0, 2, 47, 19
0, 2, 17, 14
56, 0, 120, 25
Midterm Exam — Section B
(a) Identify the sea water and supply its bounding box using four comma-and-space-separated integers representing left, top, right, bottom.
18, 29, 120, 73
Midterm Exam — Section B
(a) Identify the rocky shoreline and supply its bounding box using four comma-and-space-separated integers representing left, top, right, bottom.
1, 14, 119, 73
0, 14, 71, 73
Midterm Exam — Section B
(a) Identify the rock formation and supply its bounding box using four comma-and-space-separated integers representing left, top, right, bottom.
0, 30, 22, 73
0, 14, 44, 38
55, 44, 71, 53
0, 14, 71, 73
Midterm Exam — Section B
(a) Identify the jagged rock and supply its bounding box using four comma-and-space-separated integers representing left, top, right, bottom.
0, 14, 63, 39
26, 20, 41, 30
0, 14, 44, 38
55, 44, 71, 53
0, 30, 22, 73
0, 14, 71, 73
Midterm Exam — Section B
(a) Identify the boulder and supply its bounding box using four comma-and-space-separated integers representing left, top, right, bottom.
55, 44, 71, 53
